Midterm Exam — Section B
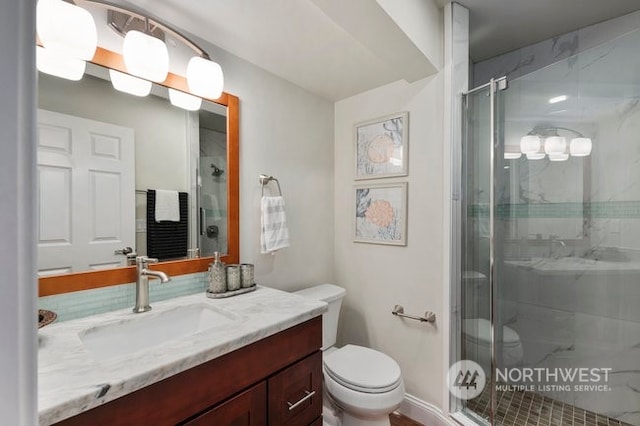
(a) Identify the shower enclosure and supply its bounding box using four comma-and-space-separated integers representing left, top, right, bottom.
454, 28, 640, 425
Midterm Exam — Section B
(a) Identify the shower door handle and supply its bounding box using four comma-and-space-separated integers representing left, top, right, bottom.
199, 207, 205, 236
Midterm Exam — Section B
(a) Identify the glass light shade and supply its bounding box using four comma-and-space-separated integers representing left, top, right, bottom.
544, 136, 567, 154
123, 30, 169, 83
504, 152, 522, 160
168, 88, 202, 111
37, 46, 86, 81
187, 56, 224, 99
37, 0, 97, 60
520, 135, 541, 154
570, 137, 592, 156
109, 69, 152, 97
526, 152, 546, 160
549, 153, 569, 162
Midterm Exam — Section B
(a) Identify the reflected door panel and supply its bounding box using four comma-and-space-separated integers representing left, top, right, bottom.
37, 109, 135, 276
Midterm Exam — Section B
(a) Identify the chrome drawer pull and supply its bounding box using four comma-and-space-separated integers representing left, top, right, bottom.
287, 390, 316, 411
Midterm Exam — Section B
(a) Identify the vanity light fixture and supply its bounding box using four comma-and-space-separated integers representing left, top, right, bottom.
36, 0, 225, 110
520, 126, 593, 161
36, 0, 97, 80
109, 69, 152, 97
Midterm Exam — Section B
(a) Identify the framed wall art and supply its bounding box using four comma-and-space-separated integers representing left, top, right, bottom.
355, 111, 408, 180
354, 182, 407, 246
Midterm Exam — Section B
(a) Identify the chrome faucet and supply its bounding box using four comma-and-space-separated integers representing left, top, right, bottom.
134, 256, 171, 313
549, 234, 566, 258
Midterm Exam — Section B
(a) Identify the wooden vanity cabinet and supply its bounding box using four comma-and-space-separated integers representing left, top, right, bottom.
55, 316, 322, 426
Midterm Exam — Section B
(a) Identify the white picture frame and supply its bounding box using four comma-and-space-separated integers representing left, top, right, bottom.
354, 111, 408, 180
354, 182, 407, 246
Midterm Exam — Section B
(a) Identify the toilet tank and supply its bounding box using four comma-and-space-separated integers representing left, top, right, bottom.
293, 284, 346, 350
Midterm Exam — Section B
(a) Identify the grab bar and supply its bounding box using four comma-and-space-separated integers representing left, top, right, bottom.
392, 305, 436, 323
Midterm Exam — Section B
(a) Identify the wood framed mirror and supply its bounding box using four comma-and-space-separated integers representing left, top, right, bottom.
38, 46, 239, 297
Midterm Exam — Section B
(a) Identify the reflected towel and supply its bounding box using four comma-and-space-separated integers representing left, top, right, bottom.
154, 189, 180, 222
261, 196, 290, 253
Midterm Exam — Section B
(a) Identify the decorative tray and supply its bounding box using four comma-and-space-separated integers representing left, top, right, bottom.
39, 309, 57, 328
206, 284, 257, 299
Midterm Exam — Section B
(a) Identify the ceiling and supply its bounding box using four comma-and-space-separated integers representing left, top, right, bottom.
439, 0, 640, 62
121, 0, 640, 101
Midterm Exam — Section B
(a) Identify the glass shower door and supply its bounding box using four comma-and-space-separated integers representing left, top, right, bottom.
458, 79, 505, 424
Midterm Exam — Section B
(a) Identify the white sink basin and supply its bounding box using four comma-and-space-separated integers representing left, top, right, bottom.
79, 304, 237, 361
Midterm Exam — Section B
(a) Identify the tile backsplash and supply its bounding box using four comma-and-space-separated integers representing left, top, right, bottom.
39, 272, 208, 323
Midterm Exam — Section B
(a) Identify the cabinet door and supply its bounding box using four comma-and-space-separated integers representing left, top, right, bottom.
268, 351, 322, 426
184, 382, 267, 426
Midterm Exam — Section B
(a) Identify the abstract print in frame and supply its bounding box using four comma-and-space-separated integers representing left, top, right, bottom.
355, 111, 408, 180
354, 182, 407, 246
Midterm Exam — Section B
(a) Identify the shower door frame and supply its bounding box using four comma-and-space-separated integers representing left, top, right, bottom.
451, 76, 507, 425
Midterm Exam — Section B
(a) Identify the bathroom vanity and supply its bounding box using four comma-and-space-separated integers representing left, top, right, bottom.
38, 286, 326, 426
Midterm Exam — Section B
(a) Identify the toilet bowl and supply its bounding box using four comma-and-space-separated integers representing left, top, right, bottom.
462, 318, 523, 373
294, 284, 405, 426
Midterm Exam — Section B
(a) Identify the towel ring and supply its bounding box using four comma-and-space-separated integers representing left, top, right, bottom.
259, 174, 282, 196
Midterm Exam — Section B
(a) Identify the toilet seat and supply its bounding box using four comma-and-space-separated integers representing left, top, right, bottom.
463, 318, 521, 348
323, 345, 402, 394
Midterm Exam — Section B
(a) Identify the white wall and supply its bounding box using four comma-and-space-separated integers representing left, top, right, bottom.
334, 74, 445, 407
0, 0, 37, 424
183, 34, 336, 291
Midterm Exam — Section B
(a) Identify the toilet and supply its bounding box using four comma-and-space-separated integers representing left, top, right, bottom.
462, 318, 524, 373
294, 284, 405, 426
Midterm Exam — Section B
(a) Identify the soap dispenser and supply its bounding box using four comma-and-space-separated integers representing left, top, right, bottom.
208, 252, 227, 293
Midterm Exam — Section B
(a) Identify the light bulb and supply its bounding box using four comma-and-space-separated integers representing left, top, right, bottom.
526, 153, 546, 160
549, 153, 569, 162
570, 138, 592, 156
168, 88, 202, 111
123, 30, 169, 83
544, 136, 567, 155
520, 135, 541, 154
37, 46, 86, 81
187, 56, 224, 99
37, 0, 97, 60
109, 69, 152, 97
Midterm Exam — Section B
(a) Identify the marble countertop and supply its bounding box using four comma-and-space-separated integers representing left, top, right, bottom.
38, 286, 327, 425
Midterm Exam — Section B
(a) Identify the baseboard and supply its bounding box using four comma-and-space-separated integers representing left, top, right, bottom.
397, 394, 456, 426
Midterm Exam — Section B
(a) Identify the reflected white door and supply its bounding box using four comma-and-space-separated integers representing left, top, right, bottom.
37, 109, 135, 276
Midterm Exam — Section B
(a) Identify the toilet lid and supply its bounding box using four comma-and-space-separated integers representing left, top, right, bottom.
463, 318, 520, 346
323, 345, 401, 394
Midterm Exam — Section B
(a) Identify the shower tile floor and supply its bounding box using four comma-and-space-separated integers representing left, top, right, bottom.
466, 387, 634, 426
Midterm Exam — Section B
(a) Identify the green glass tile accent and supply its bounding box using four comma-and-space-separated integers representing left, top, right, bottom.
39, 272, 208, 323
468, 201, 640, 219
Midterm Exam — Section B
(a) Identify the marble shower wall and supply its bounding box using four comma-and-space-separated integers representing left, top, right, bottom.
473, 10, 640, 88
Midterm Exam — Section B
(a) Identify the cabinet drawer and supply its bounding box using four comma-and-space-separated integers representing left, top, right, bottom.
183, 382, 267, 426
268, 351, 322, 426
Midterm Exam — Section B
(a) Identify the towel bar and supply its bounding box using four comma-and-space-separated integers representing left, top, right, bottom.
259, 174, 283, 196
392, 305, 436, 323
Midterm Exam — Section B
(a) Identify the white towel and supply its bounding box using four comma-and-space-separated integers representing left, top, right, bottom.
261, 196, 290, 253
155, 189, 180, 222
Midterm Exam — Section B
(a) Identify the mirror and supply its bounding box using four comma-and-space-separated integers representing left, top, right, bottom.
38, 47, 239, 296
